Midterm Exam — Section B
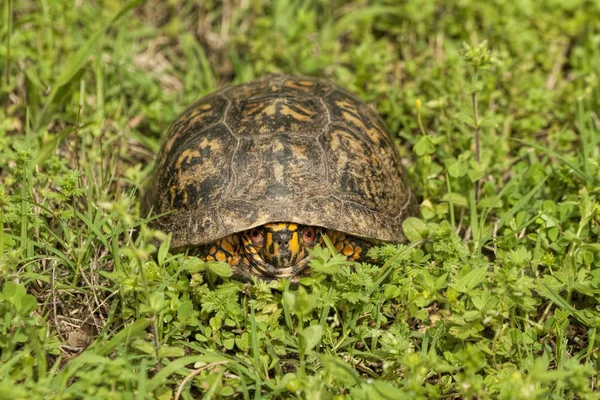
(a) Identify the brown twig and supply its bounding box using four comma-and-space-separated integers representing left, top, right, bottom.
174, 361, 229, 400
4, 0, 13, 114
472, 91, 481, 201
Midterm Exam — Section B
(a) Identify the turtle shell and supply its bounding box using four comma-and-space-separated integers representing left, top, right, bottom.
144, 75, 417, 249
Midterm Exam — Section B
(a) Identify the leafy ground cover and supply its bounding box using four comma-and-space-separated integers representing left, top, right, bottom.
1, 0, 600, 398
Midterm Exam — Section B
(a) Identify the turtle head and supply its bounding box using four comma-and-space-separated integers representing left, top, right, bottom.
241, 222, 321, 278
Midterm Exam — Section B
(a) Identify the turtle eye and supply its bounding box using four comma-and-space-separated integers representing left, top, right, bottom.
302, 227, 316, 243
249, 228, 263, 243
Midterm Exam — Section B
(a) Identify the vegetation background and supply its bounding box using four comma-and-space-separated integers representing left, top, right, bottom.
1, 0, 599, 398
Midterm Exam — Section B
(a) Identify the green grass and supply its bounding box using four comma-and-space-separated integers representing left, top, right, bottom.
1, 0, 600, 398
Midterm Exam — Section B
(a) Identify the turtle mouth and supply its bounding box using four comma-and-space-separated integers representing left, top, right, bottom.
250, 256, 311, 279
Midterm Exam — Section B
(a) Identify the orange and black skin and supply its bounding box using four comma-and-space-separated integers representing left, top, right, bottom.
190, 222, 373, 280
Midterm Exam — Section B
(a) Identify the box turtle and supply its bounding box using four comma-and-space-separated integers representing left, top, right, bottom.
143, 74, 417, 280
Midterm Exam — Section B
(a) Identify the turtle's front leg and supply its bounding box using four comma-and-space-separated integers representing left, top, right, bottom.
188, 234, 258, 280
188, 234, 241, 264
325, 230, 375, 262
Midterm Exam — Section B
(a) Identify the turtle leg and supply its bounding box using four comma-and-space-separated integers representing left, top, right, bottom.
188, 234, 241, 264
188, 235, 259, 280
325, 230, 374, 262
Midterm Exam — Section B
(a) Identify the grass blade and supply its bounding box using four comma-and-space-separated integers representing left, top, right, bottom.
495, 176, 548, 233
36, 0, 143, 130
514, 139, 596, 184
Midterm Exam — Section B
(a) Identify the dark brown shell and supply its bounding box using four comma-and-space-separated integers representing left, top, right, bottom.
144, 75, 417, 249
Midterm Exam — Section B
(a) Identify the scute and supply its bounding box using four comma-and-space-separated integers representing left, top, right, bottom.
325, 89, 394, 150
155, 94, 229, 174
144, 75, 417, 249
319, 126, 399, 211
232, 134, 329, 202
224, 95, 328, 138
152, 123, 237, 211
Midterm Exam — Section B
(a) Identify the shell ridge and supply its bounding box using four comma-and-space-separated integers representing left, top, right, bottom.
331, 194, 388, 216
317, 96, 333, 191
221, 94, 240, 199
